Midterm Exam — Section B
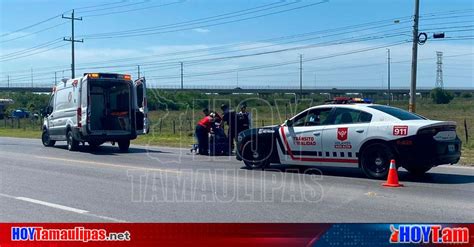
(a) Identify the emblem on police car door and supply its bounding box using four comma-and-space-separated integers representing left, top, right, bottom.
337, 127, 348, 141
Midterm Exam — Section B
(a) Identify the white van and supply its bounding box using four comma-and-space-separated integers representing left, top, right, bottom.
42, 73, 148, 152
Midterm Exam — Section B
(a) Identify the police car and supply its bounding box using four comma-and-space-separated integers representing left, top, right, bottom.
236, 98, 461, 179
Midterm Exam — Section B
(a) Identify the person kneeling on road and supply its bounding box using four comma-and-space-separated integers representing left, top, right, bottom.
195, 112, 216, 155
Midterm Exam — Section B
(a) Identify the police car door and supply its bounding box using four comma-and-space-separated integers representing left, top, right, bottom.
321, 107, 372, 167
134, 77, 148, 134
279, 107, 332, 166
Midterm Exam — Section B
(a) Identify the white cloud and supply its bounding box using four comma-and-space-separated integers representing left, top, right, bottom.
192, 28, 210, 33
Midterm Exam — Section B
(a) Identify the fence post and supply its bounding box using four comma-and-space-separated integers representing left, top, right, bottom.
11, 118, 13, 128
159, 119, 162, 133
261, 119, 264, 126
173, 120, 176, 134
189, 120, 192, 131
17, 118, 20, 129
465, 118, 469, 144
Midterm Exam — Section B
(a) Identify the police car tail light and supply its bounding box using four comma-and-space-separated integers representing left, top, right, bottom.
77, 107, 82, 128
418, 125, 455, 136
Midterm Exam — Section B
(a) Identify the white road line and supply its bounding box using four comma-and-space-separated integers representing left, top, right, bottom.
0, 193, 126, 222
15, 197, 89, 214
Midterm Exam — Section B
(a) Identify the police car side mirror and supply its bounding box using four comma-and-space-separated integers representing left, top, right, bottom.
285, 119, 293, 127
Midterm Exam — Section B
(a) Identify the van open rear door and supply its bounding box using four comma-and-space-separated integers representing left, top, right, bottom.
134, 77, 148, 134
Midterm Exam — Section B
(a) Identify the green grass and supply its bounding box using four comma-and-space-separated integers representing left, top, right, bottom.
0, 128, 41, 139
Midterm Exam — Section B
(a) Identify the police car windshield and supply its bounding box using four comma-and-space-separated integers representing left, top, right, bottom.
368, 105, 426, 120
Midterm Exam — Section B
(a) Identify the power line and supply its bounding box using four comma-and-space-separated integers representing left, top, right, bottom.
74, 0, 127, 11
0, 43, 69, 63
146, 41, 408, 80
81, 1, 329, 39
0, 38, 62, 59
82, 0, 185, 18
75, 0, 150, 14
1, 9, 469, 76
0, 22, 68, 43
0, 14, 62, 38
81, 0, 290, 37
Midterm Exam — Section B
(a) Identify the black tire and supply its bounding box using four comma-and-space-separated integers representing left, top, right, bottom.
241, 140, 270, 169
118, 140, 130, 152
66, 130, 79, 151
360, 143, 395, 179
404, 165, 431, 176
41, 129, 55, 147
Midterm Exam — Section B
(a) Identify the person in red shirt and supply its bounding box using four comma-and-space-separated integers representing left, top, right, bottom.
195, 112, 215, 155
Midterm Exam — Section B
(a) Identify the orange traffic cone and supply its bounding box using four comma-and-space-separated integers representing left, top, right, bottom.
383, 159, 403, 187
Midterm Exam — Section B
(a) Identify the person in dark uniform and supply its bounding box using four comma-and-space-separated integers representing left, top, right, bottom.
237, 103, 251, 135
195, 112, 215, 155
220, 104, 236, 151
202, 108, 210, 116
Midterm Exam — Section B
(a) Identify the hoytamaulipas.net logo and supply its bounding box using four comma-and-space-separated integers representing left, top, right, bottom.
389, 224, 469, 244
11, 226, 131, 242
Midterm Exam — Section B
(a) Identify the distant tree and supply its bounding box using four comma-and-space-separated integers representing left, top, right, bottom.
461, 92, 473, 98
430, 87, 454, 104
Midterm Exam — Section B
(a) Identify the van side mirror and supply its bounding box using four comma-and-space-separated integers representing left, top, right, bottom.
43, 106, 53, 116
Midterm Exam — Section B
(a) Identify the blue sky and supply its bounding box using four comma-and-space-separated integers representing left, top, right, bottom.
0, 0, 473, 89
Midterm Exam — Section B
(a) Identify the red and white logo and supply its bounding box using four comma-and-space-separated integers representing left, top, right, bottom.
393, 126, 408, 136
337, 128, 348, 141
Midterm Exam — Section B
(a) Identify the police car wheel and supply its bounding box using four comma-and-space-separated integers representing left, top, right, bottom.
404, 165, 431, 176
360, 143, 394, 179
242, 140, 270, 169
41, 129, 55, 147
66, 130, 79, 151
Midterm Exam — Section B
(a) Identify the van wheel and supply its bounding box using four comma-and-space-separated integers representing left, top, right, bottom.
42, 129, 55, 147
67, 130, 79, 151
360, 143, 395, 179
118, 140, 130, 152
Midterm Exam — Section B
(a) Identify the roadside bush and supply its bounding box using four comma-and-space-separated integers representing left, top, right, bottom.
430, 87, 454, 104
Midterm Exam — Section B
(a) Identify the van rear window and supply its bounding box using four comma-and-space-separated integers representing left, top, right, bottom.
368, 105, 426, 120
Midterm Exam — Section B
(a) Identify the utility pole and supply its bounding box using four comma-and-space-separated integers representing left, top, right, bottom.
299, 54, 303, 98
62, 9, 83, 78
137, 65, 141, 78
387, 48, 391, 105
236, 71, 239, 88
54, 71, 57, 86
409, 0, 420, 112
180, 62, 184, 90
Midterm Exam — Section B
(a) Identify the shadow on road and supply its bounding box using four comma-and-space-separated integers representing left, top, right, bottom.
53, 144, 170, 155
241, 165, 474, 185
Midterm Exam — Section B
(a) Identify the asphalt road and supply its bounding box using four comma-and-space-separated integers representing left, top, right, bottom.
0, 137, 473, 222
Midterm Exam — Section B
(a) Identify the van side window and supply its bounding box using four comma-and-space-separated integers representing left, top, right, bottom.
54, 89, 74, 111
